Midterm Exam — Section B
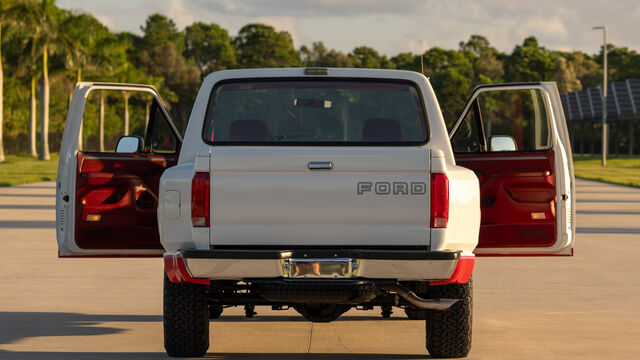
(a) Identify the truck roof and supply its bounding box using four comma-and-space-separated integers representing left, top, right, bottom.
202, 67, 430, 84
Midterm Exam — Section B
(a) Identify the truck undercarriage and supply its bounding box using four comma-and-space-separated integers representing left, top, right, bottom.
205, 279, 458, 322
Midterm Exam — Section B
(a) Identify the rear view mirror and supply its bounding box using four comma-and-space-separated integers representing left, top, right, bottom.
115, 135, 143, 153
490, 136, 517, 152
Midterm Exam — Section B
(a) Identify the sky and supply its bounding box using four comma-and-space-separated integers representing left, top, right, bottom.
57, 0, 640, 56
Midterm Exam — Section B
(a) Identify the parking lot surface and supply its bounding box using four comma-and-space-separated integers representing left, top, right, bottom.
0, 179, 639, 359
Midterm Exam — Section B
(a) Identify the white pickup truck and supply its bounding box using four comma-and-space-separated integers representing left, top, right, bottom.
56, 68, 575, 358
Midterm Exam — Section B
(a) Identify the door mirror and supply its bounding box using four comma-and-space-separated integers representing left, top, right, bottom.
115, 135, 143, 153
490, 136, 517, 152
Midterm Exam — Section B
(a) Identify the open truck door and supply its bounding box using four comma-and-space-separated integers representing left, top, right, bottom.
450, 82, 575, 256
56, 83, 182, 257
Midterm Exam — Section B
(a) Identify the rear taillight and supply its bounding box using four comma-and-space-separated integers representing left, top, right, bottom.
430, 173, 449, 228
191, 172, 210, 227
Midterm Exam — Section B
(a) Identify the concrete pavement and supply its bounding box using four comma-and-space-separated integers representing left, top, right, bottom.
0, 179, 639, 359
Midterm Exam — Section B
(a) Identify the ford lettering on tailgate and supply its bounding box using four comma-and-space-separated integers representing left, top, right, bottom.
357, 182, 427, 195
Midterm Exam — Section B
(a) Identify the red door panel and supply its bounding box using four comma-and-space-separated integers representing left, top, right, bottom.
75, 152, 177, 250
455, 150, 556, 248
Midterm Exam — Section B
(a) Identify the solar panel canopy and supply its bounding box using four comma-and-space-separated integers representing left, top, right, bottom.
561, 79, 639, 121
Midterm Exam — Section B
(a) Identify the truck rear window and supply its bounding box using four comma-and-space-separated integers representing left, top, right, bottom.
203, 80, 428, 145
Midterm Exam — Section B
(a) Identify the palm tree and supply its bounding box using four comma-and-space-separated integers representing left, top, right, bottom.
114, 60, 159, 137
40, 41, 50, 160
7, 1, 39, 157
60, 13, 109, 149
142, 93, 153, 129
0, 0, 18, 163
14, 0, 60, 160
122, 90, 130, 136
39, 0, 60, 160
88, 31, 127, 148
29, 76, 36, 156
0, 22, 5, 163
10, 29, 38, 157
18, 42, 40, 158
99, 90, 104, 152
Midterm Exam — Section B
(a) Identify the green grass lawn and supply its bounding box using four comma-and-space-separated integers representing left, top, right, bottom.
573, 155, 640, 188
0, 154, 59, 187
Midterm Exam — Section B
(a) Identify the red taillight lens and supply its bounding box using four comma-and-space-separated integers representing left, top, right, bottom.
191, 172, 210, 227
430, 173, 449, 228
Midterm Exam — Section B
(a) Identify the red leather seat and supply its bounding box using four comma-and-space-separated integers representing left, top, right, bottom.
362, 118, 402, 141
228, 119, 269, 141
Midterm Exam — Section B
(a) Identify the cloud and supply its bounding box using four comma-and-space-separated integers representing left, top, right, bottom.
252, 16, 300, 46
57, 0, 640, 56
218, 0, 237, 12
191, 0, 425, 17
93, 13, 116, 31
510, 16, 568, 44
167, 0, 195, 29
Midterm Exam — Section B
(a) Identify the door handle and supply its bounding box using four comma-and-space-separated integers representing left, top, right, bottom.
308, 162, 333, 170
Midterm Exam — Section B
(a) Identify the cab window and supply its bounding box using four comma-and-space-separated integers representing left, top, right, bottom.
452, 88, 551, 153
452, 104, 482, 153
80, 90, 177, 154
203, 80, 429, 145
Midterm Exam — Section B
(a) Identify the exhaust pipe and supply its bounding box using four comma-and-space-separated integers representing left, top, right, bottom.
381, 284, 459, 311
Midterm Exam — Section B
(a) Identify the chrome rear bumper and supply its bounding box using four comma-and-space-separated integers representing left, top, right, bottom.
165, 249, 474, 283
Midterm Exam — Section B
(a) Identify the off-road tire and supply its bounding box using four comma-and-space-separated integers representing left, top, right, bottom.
404, 307, 427, 320
402, 281, 429, 320
425, 277, 472, 358
163, 274, 210, 357
209, 305, 223, 319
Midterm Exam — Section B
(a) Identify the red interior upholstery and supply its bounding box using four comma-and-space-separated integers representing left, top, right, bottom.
75, 152, 177, 250
362, 118, 402, 141
228, 119, 269, 141
455, 150, 556, 248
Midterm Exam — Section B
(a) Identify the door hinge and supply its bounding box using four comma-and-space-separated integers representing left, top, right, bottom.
561, 194, 569, 201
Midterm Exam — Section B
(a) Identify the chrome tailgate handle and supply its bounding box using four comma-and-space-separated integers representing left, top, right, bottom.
308, 161, 333, 170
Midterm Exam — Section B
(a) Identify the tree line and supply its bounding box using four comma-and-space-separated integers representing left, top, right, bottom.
1, 0, 639, 161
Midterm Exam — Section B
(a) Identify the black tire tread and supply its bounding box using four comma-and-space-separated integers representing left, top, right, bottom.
425, 277, 472, 358
163, 275, 210, 357
404, 307, 428, 320
209, 305, 223, 319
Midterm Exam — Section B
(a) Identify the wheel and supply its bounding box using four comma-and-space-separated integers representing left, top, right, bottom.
425, 277, 472, 358
294, 303, 350, 322
163, 274, 210, 357
404, 306, 427, 320
209, 305, 223, 319
402, 281, 428, 320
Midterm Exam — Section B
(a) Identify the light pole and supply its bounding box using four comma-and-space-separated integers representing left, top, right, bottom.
593, 26, 607, 167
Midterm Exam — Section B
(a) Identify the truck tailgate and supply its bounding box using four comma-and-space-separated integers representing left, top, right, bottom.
210, 147, 431, 247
